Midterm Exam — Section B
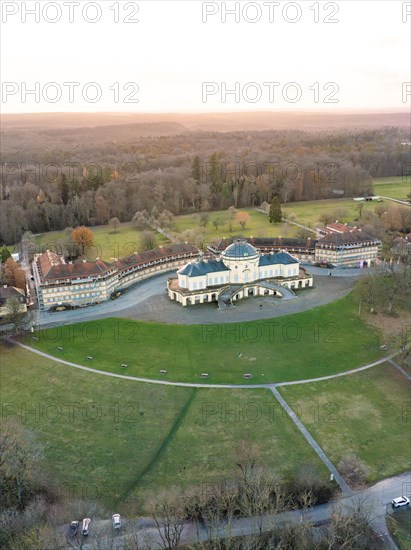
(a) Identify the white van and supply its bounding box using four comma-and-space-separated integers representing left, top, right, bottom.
81, 518, 91, 536
112, 514, 121, 529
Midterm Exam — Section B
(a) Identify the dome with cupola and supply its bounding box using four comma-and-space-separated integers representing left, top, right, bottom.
221, 239, 259, 261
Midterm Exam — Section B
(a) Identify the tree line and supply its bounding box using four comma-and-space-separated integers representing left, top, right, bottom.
1, 127, 408, 245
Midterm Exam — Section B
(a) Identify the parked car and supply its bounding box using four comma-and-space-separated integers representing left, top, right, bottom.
392, 496, 410, 508
68, 521, 79, 537
81, 518, 91, 536
112, 513, 121, 529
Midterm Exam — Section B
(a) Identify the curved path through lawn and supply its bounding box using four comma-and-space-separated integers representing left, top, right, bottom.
12, 339, 410, 538
13, 340, 397, 389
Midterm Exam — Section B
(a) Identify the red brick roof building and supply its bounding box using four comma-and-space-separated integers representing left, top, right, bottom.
32, 244, 199, 310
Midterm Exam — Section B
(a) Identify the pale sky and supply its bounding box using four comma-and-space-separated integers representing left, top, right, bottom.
1, 0, 410, 113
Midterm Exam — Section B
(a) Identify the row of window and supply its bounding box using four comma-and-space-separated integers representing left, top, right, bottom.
38, 257, 197, 309
43, 265, 171, 295
182, 267, 299, 290
44, 292, 101, 303
42, 285, 103, 295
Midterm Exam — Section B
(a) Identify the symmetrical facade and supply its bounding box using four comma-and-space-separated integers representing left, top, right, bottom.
32, 224, 381, 312
168, 239, 313, 306
33, 244, 199, 310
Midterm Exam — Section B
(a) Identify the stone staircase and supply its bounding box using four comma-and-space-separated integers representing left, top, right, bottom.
218, 285, 243, 308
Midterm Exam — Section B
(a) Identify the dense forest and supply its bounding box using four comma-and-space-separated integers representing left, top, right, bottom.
0, 123, 409, 245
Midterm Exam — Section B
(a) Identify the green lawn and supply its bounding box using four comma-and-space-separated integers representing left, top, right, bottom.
279, 363, 411, 482
372, 176, 411, 201
387, 508, 411, 550
0, 345, 328, 513
282, 198, 378, 229
27, 294, 383, 385
0, 343, 191, 509
173, 208, 300, 242
33, 223, 169, 262
136, 387, 328, 503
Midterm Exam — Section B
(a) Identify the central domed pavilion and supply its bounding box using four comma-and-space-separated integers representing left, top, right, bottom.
221, 240, 259, 260
167, 238, 313, 307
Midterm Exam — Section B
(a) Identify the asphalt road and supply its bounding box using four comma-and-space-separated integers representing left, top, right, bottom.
64, 471, 410, 549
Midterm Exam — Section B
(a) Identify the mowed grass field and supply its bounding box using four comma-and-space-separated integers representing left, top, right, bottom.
279, 363, 411, 482
173, 208, 300, 241
26, 294, 383, 385
135, 387, 328, 504
282, 198, 378, 229
0, 345, 327, 512
373, 176, 411, 200
33, 223, 169, 262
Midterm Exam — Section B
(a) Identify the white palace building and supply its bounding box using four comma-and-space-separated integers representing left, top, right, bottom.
167, 239, 313, 307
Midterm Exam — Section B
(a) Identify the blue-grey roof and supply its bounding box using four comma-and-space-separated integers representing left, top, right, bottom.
259, 252, 298, 266
222, 240, 258, 259
179, 260, 230, 278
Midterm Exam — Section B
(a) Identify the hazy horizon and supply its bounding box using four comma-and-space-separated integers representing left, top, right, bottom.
2, 107, 411, 116
1, 1, 410, 114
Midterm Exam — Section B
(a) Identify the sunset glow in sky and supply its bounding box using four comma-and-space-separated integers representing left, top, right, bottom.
1, 0, 410, 113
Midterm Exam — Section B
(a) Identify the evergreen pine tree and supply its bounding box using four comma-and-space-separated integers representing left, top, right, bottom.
209, 152, 221, 194
269, 196, 282, 223
191, 156, 201, 184
60, 174, 70, 206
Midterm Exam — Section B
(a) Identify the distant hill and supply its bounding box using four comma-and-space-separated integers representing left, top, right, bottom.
1, 111, 410, 133
38, 122, 187, 141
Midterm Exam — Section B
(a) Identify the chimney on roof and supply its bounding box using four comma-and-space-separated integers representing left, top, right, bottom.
83, 259, 86, 263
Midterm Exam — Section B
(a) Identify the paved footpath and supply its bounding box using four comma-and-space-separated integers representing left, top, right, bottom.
12, 340, 398, 389
388, 358, 411, 381
12, 341, 409, 550
270, 386, 354, 496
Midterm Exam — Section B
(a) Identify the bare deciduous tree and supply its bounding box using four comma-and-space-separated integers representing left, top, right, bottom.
4, 297, 31, 335
338, 454, 369, 489
132, 210, 149, 230
140, 231, 157, 251
149, 490, 186, 550
109, 217, 120, 233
